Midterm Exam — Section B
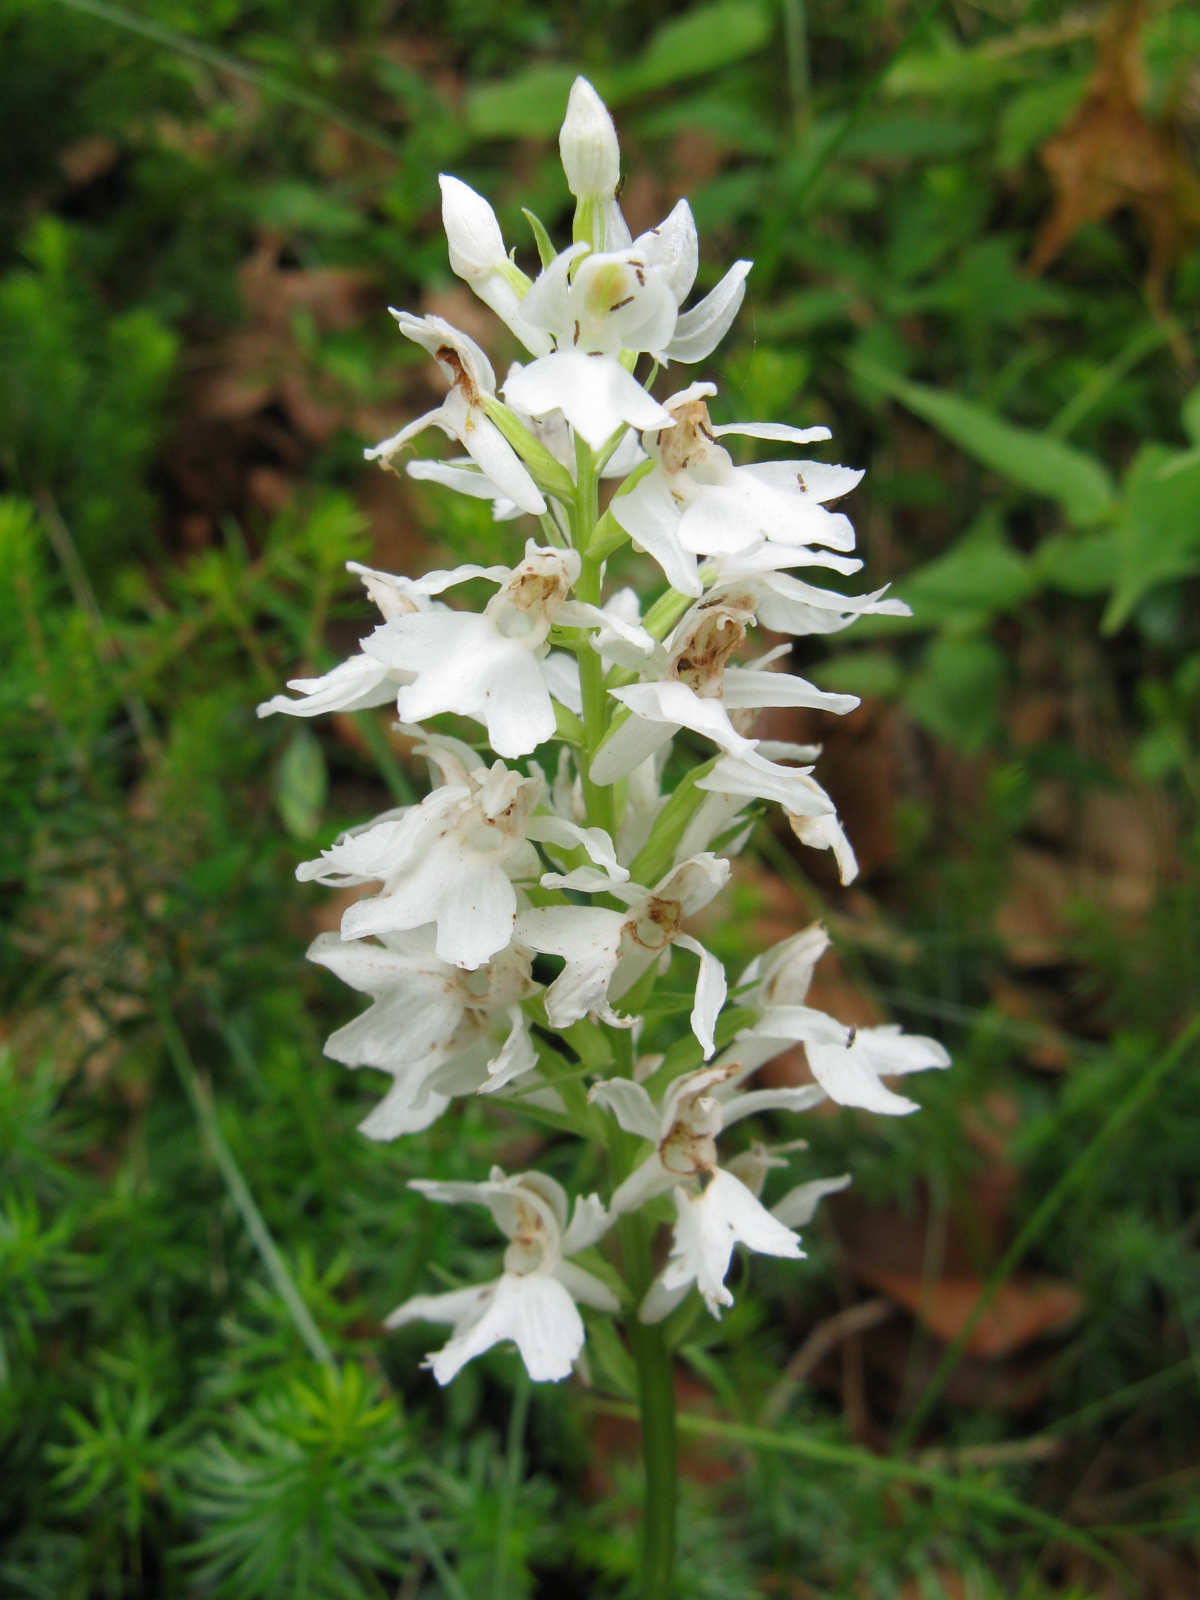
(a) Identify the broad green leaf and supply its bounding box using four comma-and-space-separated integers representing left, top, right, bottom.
466, 65, 578, 139
884, 29, 1041, 97
276, 728, 328, 838
896, 521, 1038, 626
811, 650, 904, 698
996, 73, 1089, 172
854, 356, 1115, 527
466, 3, 771, 138
1103, 445, 1200, 631
1033, 529, 1121, 595
839, 112, 983, 161
1182, 382, 1200, 447
607, 2, 772, 98
905, 634, 1005, 752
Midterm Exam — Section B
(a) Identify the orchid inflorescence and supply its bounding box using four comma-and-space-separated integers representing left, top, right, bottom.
260, 75, 948, 1545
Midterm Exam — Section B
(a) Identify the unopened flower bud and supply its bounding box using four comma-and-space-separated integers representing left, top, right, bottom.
559, 77, 620, 203
440, 174, 506, 281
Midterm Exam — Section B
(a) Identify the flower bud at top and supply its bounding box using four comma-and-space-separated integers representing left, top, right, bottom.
559, 77, 620, 204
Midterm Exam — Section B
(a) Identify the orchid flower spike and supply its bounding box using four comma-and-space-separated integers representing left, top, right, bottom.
260, 74, 952, 1432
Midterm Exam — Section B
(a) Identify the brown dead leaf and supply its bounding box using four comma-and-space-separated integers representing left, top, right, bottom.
856, 1269, 1083, 1359
994, 845, 1073, 966
1028, 2, 1200, 310
59, 134, 119, 186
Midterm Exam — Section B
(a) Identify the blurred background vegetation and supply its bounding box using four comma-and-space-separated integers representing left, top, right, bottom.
2, 0, 1200, 1594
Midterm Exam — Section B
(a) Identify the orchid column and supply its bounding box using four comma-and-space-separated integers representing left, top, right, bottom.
260, 76, 950, 1600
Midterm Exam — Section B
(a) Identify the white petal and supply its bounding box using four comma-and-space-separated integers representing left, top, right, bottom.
736, 924, 829, 1008
739, 457, 862, 505
803, 1039, 920, 1114
609, 473, 701, 597
638, 1274, 692, 1324
429, 1270, 585, 1384
385, 1280, 495, 1332
661, 1169, 802, 1317
479, 1010, 538, 1093
440, 173, 506, 276
722, 667, 859, 716
610, 682, 756, 761
540, 650, 583, 716
589, 710, 677, 786
514, 905, 625, 1027
651, 852, 731, 916
710, 422, 832, 446
771, 1174, 852, 1229
504, 351, 675, 450
366, 612, 555, 759
364, 403, 455, 465
697, 750, 834, 818
588, 1078, 660, 1141
257, 654, 398, 719
392, 311, 498, 393
349, 557, 510, 598
855, 1024, 951, 1076
717, 1085, 826, 1126
555, 600, 658, 668
675, 934, 726, 1061
406, 458, 507, 502
789, 810, 859, 886
635, 199, 699, 305
459, 409, 546, 515
359, 1073, 451, 1139
528, 813, 628, 881
554, 1260, 620, 1314
560, 1192, 613, 1254
665, 260, 752, 364
610, 1152, 675, 1215
323, 985, 464, 1070
342, 852, 517, 971
520, 242, 589, 336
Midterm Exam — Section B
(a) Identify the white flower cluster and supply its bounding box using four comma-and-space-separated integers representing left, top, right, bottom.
260, 78, 949, 1386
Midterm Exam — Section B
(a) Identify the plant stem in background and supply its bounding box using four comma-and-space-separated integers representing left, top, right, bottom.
782, 0, 811, 133
156, 993, 335, 1368
896, 1013, 1200, 1449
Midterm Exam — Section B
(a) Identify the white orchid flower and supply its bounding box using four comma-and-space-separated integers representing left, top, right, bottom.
738, 1003, 951, 1115
361, 543, 581, 758
588, 593, 859, 784
609, 384, 860, 588
590, 1061, 818, 1318
515, 854, 729, 1053
306, 928, 540, 1136
256, 560, 443, 719
439, 174, 552, 358
296, 757, 543, 969
386, 1167, 617, 1384
694, 740, 857, 882
707, 560, 911, 637
365, 314, 546, 515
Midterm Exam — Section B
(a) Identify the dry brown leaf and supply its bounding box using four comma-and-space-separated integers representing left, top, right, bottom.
1028, 2, 1200, 308
855, 1269, 1083, 1359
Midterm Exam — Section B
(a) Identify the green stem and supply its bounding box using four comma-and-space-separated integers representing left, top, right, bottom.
575, 433, 676, 1597
574, 441, 617, 840
619, 1213, 678, 1600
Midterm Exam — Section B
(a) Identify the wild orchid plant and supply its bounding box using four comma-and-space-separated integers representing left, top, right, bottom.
260, 78, 949, 1599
